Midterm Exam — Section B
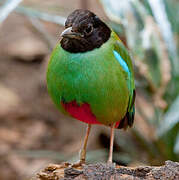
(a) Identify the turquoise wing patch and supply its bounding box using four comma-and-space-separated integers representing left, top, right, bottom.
113, 50, 130, 76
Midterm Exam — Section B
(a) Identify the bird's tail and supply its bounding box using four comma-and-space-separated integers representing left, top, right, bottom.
117, 106, 135, 130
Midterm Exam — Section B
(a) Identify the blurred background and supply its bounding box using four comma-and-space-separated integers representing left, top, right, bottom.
0, 0, 178, 179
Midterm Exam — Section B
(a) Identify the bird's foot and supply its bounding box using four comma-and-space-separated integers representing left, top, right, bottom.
107, 160, 116, 168
69, 160, 85, 169
107, 159, 112, 164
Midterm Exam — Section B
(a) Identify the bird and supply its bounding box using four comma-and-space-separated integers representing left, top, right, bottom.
47, 9, 135, 166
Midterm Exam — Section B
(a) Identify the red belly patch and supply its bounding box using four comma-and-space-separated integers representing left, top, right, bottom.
61, 100, 101, 124
61, 100, 121, 128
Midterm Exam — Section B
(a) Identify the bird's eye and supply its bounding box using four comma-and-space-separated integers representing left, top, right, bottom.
84, 24, 93, 36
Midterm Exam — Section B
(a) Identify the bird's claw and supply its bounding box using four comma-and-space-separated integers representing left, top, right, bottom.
69, 161, 85, 168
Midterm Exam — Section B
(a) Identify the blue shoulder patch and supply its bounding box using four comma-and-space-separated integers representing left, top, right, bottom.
113, 50, 130, 76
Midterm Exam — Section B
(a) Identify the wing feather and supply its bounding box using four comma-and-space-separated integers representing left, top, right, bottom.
113, 39, 136, 129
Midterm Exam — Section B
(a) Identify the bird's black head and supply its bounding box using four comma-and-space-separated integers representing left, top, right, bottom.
60, 9, 111, 53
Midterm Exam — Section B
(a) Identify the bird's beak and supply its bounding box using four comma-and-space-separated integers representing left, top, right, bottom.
60, 27, 83, 39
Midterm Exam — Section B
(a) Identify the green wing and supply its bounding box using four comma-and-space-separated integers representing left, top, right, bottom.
113, 38, 136, 129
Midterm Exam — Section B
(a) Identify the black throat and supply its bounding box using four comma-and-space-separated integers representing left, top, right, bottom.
60, 10, 111, 53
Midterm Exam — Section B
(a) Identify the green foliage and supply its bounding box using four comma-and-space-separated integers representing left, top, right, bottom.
158, 95, 179, 136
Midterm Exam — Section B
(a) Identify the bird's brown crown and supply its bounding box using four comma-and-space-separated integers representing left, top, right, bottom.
60, 9, 111, 53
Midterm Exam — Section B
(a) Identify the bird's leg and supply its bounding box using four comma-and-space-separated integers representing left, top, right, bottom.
71, 124, 91, 167
107, 123, 115, 164
79, 123, 91, 163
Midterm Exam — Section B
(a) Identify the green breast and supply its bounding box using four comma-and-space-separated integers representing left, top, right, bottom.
47, 32, 130, 125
